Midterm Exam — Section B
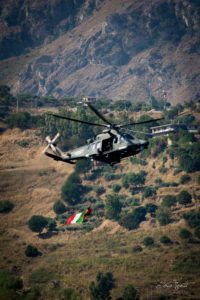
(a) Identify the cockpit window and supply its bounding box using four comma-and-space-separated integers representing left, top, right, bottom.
126, 134, 134, 139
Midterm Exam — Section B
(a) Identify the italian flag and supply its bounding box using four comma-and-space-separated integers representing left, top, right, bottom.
66, 210, 86, 224
66, 207, 92, 225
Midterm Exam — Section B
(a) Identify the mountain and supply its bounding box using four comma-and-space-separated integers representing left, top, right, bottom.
0, 0, 200, 104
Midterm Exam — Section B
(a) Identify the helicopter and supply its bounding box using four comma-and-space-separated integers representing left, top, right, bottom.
43, 104, 163, 166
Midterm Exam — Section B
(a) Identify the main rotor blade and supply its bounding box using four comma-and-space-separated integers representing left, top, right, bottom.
119, 117, 164, 128
88, 103, 113, 126
47, 113, 107, 127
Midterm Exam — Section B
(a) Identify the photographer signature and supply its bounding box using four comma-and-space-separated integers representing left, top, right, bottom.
156, 279, 191, 291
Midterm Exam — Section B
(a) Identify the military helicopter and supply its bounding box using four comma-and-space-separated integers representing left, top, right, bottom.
43, 104, 163, 165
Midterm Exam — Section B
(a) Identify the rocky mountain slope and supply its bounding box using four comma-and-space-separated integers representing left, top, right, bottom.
0, 0, 200, 104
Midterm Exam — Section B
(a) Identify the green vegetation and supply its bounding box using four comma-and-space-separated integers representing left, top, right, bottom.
120, 284, 139, 300
122, 171, 147, 188
143, 236, 154, 247
0, 270, 23, 290
89, 272, 115, 300
61, 172, 85, 205
180, 174, 191, 184
145, 203, 158, 216
53, 200, 67, 214
179, 228, 192, 240
159, 235, 172, 244
25, 245, 40, 257
183, 210, 200, 228
178, 190, 192, 205
162, 195, 177, 207
156, 206, 171, 225
119, 207, 146, 230
0, 200, 14, 213
105, 194, 122, 220
28, 215, 48, 233
59, 287, 82, 300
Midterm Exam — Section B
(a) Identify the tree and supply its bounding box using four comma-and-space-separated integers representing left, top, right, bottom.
119, 207, 146, 230
59, 287, 82, 300
145, 203, 158, 216
183, 210, 200, 228
159, 235, 172, 244
162, 195, 176, 207
178, 190, 192, 205
194, 226, 200, 239
75, 159, 92, 174
61, 172, 83, 205
180, 174, 190, 184
156, 206, 171, 225
142, 186, 156, 199
25, 245, 40, 257
6, 111, 31, 130
0, 200, 14, 213
53, 200, 66, 214
179, 228, 192, 240
197, 174, 200, 185
105, 194, 122, 220
89, 272, 115, 300
143, 237, 154, 247
28, 215, 48, 233
0, 270, 23, 290
121, 284, 139, 300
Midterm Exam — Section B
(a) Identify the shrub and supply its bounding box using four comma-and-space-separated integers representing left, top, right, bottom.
75, 159, 92, 174
197, 174, 200, 185
183, 210, 200, 228
145, 203, 158, 216
0, 270, 23, 290
160, 235, 172, 244
0, 200, 14, 213
29, 268, 54, 284
158, 167, 167, 174
25, 245, 40, 257
156, 206, 171, 225
178, 190, 192, 205
6, 111, 31, 130
180, 174, 191, 184
105, 194, 122, 220
155, 178, 162, 185
61, 172, 84, 205
179, 228, 192, 240
194, 226, 200, 239
28, 215, 48, 233
111, 184, 121, 193
53, 201, 66, 214
121, 284, 139, 300
46, 218, 57, 231
143, 236, 154, 247
119, 207, 146, 230
89, 272, 115, 300
162, 195, 177, 207
59, 287, 82, 300
143, 186, 156, 199
93, 186, 106, 196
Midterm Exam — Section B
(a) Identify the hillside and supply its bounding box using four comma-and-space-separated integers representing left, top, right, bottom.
0, 0, 200, 104
0, 104, 200, 299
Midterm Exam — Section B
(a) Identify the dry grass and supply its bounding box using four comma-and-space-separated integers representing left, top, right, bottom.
0, 127, 200, 299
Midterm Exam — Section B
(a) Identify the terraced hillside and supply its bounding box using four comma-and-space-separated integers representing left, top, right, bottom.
0, 104, 200, 299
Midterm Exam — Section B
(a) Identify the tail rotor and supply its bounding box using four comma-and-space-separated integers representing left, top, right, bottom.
42, 133, 60, 154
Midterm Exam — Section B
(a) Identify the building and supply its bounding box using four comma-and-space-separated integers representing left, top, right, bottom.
150, 123, 198, 137
82, 97, 96, 105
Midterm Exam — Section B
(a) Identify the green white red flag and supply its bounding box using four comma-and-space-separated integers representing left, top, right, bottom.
66, 207, 92, 225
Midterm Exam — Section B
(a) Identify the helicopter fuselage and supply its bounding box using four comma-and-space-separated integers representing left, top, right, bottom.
61, 130, 149, 165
